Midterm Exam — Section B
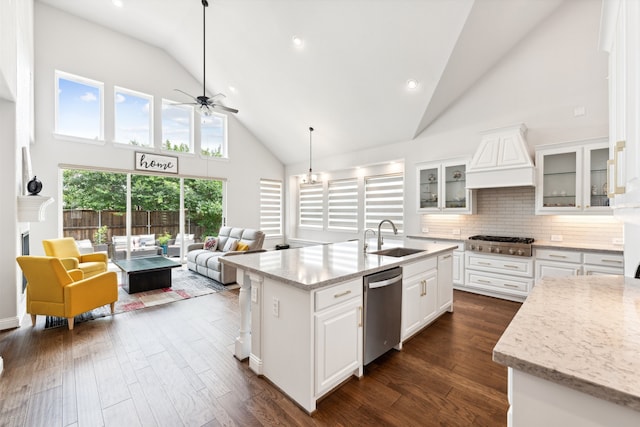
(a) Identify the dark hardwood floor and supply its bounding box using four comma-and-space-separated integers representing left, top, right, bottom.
0, 289, 521, 427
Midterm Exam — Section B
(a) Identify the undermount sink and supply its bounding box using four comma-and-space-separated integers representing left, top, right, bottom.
370, 247, 424, 257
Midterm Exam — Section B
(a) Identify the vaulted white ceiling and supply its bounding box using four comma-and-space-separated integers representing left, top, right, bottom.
38, 0, 564, 165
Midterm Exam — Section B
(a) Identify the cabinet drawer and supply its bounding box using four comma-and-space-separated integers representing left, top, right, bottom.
583, 252, 624, 268
403, 257, 438, 278
315, 279, 362, 312
466, 253, 534, 277
465, 270, 532, 296
535, 249, 582, 264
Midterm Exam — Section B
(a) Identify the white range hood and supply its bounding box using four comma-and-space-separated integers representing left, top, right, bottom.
466, 123, 535, 189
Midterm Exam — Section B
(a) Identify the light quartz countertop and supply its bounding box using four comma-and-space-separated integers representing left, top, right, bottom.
220, 239, 457, 290
493, 275, 640, 412
532, 240, 623, 254
409, 234, 623, 254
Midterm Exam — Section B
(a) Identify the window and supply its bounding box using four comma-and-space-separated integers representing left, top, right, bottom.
364, 173, 404, 233
299, 182, 324, 229
55, 71, 104, 140
162, 99, 193, 153
260, 179, 283, 236
114, 86, 153, 147
328, 178, 358, 231
201, 113, 227, 157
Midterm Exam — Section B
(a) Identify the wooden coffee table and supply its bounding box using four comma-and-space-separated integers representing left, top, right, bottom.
113, 255, 181, 294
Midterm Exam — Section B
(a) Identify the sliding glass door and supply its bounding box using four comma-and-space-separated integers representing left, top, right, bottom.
62, 168, 224, 262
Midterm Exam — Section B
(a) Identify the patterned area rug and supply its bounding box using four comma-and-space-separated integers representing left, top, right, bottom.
44, 267, 237, 329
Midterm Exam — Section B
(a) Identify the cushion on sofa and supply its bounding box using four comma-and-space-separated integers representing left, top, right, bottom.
236, 242, 250, 251
222, 238, 238, 252
204, 236, 218, 251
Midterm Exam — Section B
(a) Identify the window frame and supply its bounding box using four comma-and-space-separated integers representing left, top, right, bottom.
161, 98, 194, 154
113, 85, 154, 148
298, 181, 324, 229
200, 111, 228, 158
327, 178, 359, 231
260, 179, 283, 237
364, 173, 404, 234
54, 70, 105, 142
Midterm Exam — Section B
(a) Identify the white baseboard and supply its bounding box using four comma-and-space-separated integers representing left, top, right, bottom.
0, 316, 21, 331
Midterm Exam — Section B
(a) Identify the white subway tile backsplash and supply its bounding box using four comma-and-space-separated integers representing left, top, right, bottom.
420, 187, 623, 245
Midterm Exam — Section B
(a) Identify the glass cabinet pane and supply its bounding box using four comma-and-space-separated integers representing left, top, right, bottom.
444, 165, 466, 208
419, 167, 439, 209
543, 152, 576, 207
589, 148, 609, 207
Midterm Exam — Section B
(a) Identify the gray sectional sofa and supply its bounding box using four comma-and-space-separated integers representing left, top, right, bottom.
186, 226, 265, 284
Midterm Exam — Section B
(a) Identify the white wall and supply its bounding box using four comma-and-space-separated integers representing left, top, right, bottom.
1, 0, 33, 334
30, 3, 284, 255
285, 0, 611, 241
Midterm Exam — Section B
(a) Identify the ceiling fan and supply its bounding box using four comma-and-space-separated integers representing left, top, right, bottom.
175, 0, 238, 115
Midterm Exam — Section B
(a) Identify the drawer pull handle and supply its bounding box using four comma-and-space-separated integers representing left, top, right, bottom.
334, 290, 352, 298
477, 279, 492, 284
503, 284, 519, 289
601, 259, 622, 264
504, 264, 519, 269
442, 255, 452, 260
549, 254, 567, 259
478, 261, 491, 266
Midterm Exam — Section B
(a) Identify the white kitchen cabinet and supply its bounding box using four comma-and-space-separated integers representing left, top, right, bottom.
535, 140, 611, 215
402, 257, 439, 341
437, 253, 453, 312
452, 250, 463, 286
465, 252, 534, 302
534, 248, 623, 280
602, 0, 640, 226
315, 296, 362, 396
416, 159, 474, 214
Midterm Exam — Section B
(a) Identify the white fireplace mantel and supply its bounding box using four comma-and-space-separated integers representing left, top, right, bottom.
18, 195, 54, 222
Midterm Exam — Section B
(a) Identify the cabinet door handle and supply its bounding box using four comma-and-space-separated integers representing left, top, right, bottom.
441, 254, 452, 260
601, 259, 623, 264
549, 254, 567, 259
503, 264, 519, 269
334, 290, 352, 298
358, 306, 362, 327
424, 280, 427, 296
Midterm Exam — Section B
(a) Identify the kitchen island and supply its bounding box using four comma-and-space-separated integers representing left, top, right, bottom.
493, 275, 640, 426
220, 239, 456, 413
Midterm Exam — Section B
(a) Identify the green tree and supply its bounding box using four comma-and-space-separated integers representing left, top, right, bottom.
63, 170, 127, 210
184, 178, 223, 237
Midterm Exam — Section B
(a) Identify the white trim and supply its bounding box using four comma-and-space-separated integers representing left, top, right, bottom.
0, 316, 21, 331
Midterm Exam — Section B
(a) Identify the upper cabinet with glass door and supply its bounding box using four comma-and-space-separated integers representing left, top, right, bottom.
417, 159, 475, 214
535, 139, 611, 215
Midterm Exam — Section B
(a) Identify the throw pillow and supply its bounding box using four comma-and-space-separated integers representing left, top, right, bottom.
204, 236, 218, 251
236, 242, 250, 251
222, 238, 238, 252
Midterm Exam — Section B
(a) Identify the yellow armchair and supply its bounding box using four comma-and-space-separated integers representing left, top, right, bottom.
42, 237, 108, 278
16, 256, 118, 330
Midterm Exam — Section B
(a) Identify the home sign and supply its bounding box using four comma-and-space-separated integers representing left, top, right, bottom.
135, 152, 178, 174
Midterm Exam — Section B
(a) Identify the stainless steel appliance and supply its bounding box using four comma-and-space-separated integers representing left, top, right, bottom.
465, 235, 534, 257
363, 267, 403, 365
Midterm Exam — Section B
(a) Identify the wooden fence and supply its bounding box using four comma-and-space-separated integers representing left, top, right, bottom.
63, 210, 207, 243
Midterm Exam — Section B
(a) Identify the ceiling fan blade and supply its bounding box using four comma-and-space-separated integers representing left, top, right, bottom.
213, 104, 239, 114
174, 89, 199, 102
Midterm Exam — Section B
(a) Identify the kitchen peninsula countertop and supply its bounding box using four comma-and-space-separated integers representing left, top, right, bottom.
493, 275, 640, 411
220, 239, 457, 290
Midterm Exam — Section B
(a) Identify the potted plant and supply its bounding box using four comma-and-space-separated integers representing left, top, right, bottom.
157, 232, 172, 254
93, 225, 109, 253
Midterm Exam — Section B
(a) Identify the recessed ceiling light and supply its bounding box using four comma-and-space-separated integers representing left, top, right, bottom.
228, 85, 237, 93
292, 36, 304, 48
406, 79, 419, 90
112, 0, 124, 8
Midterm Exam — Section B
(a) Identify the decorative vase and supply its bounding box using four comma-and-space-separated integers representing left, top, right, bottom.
27, 176, 42, 195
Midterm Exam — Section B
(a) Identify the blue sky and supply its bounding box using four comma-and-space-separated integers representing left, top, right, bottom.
57, 77, 101, 139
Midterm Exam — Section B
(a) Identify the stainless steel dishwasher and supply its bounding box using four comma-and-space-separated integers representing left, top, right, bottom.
363, 267, 403, 365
